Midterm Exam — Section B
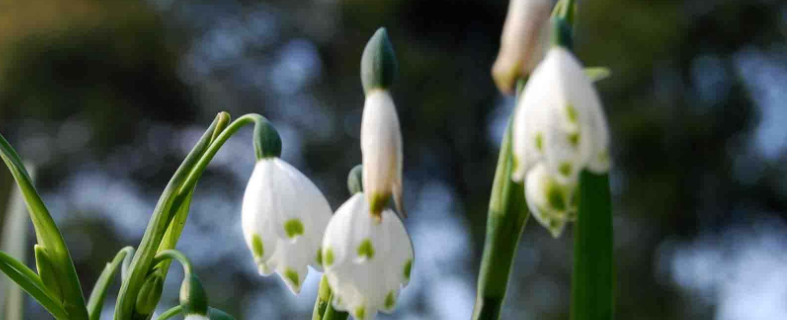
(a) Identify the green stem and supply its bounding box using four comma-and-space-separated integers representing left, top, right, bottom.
86, 247, 134, 320
115, 113, 227, 320
152, 250, 194, 277
471, 81, 530, 320
570, 171, 614, 320
0, 133, 88, 320
312, 276, 332, 320
321, 295, 349, 320
154, 306, 182, 320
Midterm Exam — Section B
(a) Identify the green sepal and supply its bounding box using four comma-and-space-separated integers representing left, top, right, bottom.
550, 16, 573, 50
33, 245, 62, 303
347, 165, 364, 195
584, 67, 612, 82
180, 274, 208, 316
253, 117, 282, 159
361, 27, 397, 93
134, 273, 164, 316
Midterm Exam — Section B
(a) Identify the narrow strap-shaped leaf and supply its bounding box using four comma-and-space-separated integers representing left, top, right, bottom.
0, 251, 68, 319
86, 247, 134, 320
34, 245, 63, 301
116, 113, 228, 320
0, 133, 88, 319
570, 171, 614, 320
0, 163, 33, 320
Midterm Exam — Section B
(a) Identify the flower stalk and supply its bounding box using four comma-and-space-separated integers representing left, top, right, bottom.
471, 81, 529, 320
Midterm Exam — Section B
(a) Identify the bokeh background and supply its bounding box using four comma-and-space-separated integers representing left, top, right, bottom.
0, 0, 786, 319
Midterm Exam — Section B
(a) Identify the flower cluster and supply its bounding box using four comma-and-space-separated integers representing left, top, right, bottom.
240, 28, 413, 320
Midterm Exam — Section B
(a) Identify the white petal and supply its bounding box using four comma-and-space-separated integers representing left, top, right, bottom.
492, 0, 552, 93
361, 90, 403, 213
323, 194, 413, 319
184, 315, 209, 320
524, 164, 575, 237
241, 158, 332, 293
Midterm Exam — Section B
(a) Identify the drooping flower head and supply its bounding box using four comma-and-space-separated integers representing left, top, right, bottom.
360, 27, 404, 218
492, 0, 552, 94
322, 165, 413, 320
512, 46, 610, 236
241, 118, 333, 293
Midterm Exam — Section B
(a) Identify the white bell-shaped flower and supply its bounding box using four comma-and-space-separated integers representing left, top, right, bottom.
321, 193, 413, 320
361, 89, 403, 216
184, 315, 209, 320
492, 0, 552, 94
511, 47, 610, 236
512, 47, 610, 184
241, 158, 333, 294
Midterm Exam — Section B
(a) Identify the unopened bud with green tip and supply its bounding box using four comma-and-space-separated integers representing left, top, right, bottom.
135, 273, 165, 316
34, 245, 63, 301
180, 274, 209, 319
361, 27, 397, 93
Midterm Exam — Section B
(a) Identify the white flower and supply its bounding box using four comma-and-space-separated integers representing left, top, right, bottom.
492, 0, 552, 94
511, 47, 610, 236
184, 315, 209, 320
361, 89, 403, 216
321, 193, 413, 320
241, 158, 333, 294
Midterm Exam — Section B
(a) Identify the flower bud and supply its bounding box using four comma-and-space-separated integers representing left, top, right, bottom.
492, 0, 552, 94
135, 273, 165, 316
180, 274, 209, 317
361, 28, 397, 93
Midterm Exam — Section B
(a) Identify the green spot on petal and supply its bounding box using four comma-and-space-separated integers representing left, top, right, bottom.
568, 132, 580, 147
251, 234, 264, 259
284, 267, 300, 288
545, 182, 567, 212
357, 239, 375, 260
355, 306, 366, 319
535, 132, 543, 151
369, 193, 390, 215
558, 162, 572, 176
404, 259, 413, 279
566, 104, 578, 123
384, 291, 396, 309
315, 248, 322, 265
324, 247, 335, 266
284, 219, 305, 238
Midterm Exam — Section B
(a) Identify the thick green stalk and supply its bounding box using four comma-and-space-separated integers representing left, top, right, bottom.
570, 171, 614, 320
154, 306, 182, 320
321, 296, 349, 320
0, 133, 88, 320
86, 247, 134, 320
115, 114, 227, 320
471, 81, 530, 320
312, 276, 332, 320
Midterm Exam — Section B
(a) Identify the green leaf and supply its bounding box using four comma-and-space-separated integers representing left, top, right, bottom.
34, 245, 63, 301
0, 163, 33, 320
584, 67, 612, 82
0, 251, 68, 319
86, 247, 134, 320
0, 133, 88, 320
571, 171, 614, 320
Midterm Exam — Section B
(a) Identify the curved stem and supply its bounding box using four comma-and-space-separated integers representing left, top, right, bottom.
154, 306, 183, 320
153, 249, 194, 277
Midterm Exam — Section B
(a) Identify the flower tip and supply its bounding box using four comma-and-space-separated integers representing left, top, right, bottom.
361, 27, 397, 93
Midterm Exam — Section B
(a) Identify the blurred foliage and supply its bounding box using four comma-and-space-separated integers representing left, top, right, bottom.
0, 0, 786, 319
